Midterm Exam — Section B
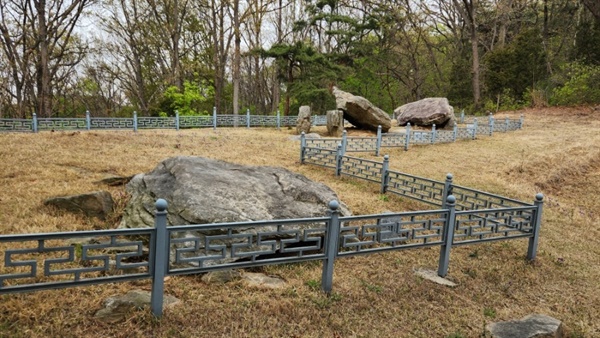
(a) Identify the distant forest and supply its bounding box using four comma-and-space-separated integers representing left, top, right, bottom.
1, 0, 599, 118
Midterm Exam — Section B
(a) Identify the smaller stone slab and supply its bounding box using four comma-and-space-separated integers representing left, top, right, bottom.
414, 268, 457, 287
242, 272, 287, 289
289, 133, 321, 141
486, 314, 563, 338
95, 175, 134, 186
94, 290, 180, 323
326, 110, 344, 137
44, 191, 114, 220
201, 270, 242, 284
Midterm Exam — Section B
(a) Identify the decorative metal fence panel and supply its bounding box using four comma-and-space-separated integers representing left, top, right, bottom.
452, 206, 536, 245
409, 131, 434, 144
436, 130, 455, 143
345, 137, 378, 152
381, 133, 407, 147
38, 118, 87, 130
167, 218, 329, 275
305, 138, 339, 150
216, 115, 247, 126
0, 228, 154, 294
386, 170, 446, 206
456, 127, 474, 139
90, 118, 134, 129
179, 116, 213, 128
249, 115, 278, 127
337, 210, 449, 256
303, 147, 338, 168
138, 117, 176, 129
0, 119, 33, 132
477, 125, 492, 135
451, 185, 532, 211
281, 116, 297, 126
339, 156, 384, 183
312, 116, 327, 126
508, 119, 521, 130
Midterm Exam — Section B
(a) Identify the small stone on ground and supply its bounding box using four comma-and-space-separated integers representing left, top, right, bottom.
414, 268, 457, 287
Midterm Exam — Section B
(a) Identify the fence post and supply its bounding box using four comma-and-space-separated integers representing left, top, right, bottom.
453, 124, 457, 142
85, 111, 91, 131
151, 199, 168, 317
341, 130, 348, 154
322, 200, 341, 294
380, 155, 389, 194
175, 110, 180, 131
213, 106, 217, 130
300, 132, 306, 164
133, 111, 138, 132
376, 125, 382, 156
505, 117, 509, 132
527, 193, 544, 260
441, 173, 453, 209
519, 114, 524, 129
438, 195, 456, 277
246, 108, 250, 128
460, 110, 465, 124
488, 115, 494, 136
472, 118, 477, 140
335, 144, 343, 176
431, 124, 437, 144
404, 123, 411, 151
277, 110, 281, 130
31, 113, 38, 133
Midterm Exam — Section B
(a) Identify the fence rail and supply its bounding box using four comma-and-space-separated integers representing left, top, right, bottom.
0, 109, 332, 133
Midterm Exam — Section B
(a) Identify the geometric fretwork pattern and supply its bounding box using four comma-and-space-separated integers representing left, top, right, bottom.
304, 139, 339, 150
337, 211, 448, 256
452, 208, 535, 244
167, 220, 328, 274
409, 131, 433, 144
90, 118, 134, 129
451, 185, 532, 211
0, 230, 153, 293
455, 127, 475, 139
303, 147, 338, 168
0, 119, 34, 132
345, 137, 377, 152
340, 156, 383, 183
380, 134, 407, 147
386, 170, 446, 206
138, 117, 176, 129
179, 116, 213, 128
38, 118, 86, 130
435, 131, 455, 143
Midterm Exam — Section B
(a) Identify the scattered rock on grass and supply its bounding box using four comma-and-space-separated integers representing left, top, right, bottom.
414, 268, 457, 287
94, 290, 180, 323
44, 191, 114, 220
486, 314, 563, 338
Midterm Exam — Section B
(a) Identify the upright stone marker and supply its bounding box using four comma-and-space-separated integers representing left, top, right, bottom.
296, 105, 312, 134
326, 110, 344, 137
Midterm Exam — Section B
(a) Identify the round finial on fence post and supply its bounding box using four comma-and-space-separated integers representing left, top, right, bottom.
446, 173, 453, 181
328, 200, 340, 211
384, 155, 389, 161
446, 195, 456, 206
535, 193, 544, 202
155, 199, 168, 212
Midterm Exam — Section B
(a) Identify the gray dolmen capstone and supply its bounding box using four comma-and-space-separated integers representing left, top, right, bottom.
395, 97, 455, 128
332, 86, 391, 132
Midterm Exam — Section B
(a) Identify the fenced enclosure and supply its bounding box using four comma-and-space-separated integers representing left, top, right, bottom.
0, 191, 543, 317
0, 109, 328, 132
298, 114, 523, 157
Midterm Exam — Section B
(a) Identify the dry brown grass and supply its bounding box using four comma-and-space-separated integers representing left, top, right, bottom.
1, 107, 599, 337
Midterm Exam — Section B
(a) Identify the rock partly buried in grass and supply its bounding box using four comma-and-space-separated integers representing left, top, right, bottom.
94, 175, 135, 186
94, 290, 180, 323
44, 191, 114, 220
485, 314, 563, 338
119, 156, 350, 265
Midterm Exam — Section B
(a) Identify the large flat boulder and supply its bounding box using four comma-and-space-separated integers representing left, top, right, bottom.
395, 98, 455, 128
119, 156, 350, 265
332, 87, 391, 132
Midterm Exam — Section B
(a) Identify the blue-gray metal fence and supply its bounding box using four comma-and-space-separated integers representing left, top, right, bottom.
0, 192, 543, 317
0, 109, 331, 133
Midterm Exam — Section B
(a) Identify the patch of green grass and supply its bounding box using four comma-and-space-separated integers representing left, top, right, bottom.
306, 279, 320, 291
483, 307, 496, 319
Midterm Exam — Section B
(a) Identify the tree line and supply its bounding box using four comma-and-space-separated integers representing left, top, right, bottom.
1, 0, 599, 118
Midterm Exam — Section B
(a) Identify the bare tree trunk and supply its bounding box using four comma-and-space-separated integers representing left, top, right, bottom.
271, 0, 282, 114
35, 0, 52, 117
233, 0, 240, 125
453, 0, 481, 108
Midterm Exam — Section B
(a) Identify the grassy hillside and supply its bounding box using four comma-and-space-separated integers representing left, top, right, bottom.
0, 107, 598, 337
